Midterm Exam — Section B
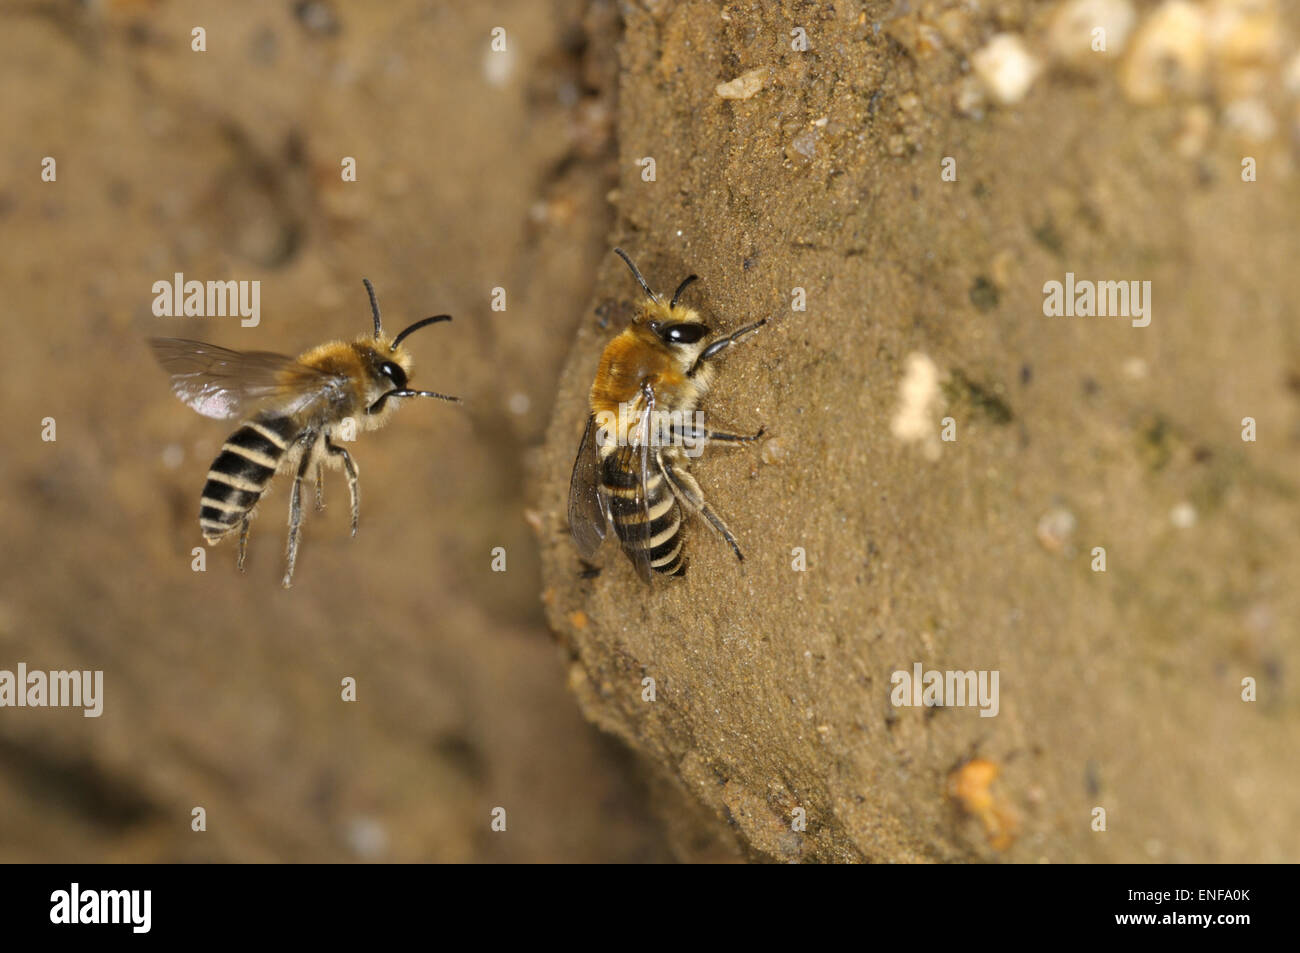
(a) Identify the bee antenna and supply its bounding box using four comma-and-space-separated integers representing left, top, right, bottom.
670, 274, 698, 308
391, 315, 453, 351
363, 277, 383, 340
614, 247, 659, 302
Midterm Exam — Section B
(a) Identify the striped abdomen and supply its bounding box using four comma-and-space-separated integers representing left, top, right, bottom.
602, 448, 686, 576
198, 414, 300, 542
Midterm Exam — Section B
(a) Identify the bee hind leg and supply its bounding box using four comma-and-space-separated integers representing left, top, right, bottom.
314, 462, 325, 512
325, 436, 359, 536
237, 517, 251, 572
656, 450, 745, 562
282, 434, 318, 589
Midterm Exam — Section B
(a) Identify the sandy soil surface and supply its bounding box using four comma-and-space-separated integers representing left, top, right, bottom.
535, 0, 1300, 861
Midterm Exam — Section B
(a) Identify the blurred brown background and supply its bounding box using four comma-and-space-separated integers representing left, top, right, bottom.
0, 0, 674, 862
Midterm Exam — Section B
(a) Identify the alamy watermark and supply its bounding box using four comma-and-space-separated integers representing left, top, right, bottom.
0, 663, 103, 717
890, 662, 999, 717
152, 272, 260, 327
595, 404, 709, 458
1043, 272, 1150, 327
50, 884, 150, 933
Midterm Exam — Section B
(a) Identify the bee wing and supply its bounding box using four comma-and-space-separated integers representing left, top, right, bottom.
149, 338, 339, 420
568, 414, 610, 558
625, 425, 657, 583
605, 401, 656, 584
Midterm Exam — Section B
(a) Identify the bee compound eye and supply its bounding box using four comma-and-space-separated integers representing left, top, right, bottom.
665, 324, 706, 345
380, 361, 407, 389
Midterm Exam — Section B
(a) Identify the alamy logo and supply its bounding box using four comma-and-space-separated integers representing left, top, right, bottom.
1042, 272, 1151, 327
152, 272, 261, 327
50, 883, 151, 933
0, 663, 103, 717
595, 405, 709, 458
890, 663, 1000, 717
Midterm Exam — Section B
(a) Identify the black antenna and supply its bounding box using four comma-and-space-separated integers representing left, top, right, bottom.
363, 278, 383, 339
367, 388, 462, 415
670, 274, 698, 308
391, 315, 452, 351
613, 248, 658, 301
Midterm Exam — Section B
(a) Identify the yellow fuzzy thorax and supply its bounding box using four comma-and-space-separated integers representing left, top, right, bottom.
285, 336, 415, 431
589, 302, 708, 417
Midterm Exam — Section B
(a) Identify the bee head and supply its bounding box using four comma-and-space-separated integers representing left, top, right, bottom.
615, 248, 711, 354
359, 278, 460, 414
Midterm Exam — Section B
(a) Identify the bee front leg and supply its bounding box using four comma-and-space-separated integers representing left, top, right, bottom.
283, 433, 317, 589
656, 449, 745, 562
326, 436, 359, 536
688, 319, 767, 376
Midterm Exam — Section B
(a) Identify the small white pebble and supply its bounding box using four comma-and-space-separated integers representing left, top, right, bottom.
508, 392, 530, 415
891, 352, 943, 461
162, 444, 184, 469
972, 34, 1042, 105
791, 128, 818, 157
760, 436, 787, 465
715, 67, 768, 100
1048, 0, 1136, 64
1036, 507, 1077, 553
1170, 502, 1197, 528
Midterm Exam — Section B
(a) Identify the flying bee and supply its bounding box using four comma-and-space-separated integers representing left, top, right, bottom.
567, 248, 766, 581
151, 278, 459, 588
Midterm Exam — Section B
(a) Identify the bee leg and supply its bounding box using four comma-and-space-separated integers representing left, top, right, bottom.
283, 434, 317, 589
689, 319, 766, 375
656, 450, 744, 562
705, 427, 765, 443
314, 461, 325, 512
671, 423, 765, 444
325, 436, 359, 536
237, 517, 250, 572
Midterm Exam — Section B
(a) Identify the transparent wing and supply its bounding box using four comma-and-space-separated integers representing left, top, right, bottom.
614, 396, 657, 583
149, 338, 338, 420
567, 415, 609, 558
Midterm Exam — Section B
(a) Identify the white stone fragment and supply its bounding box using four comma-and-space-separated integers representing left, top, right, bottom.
716, 67, 768, 100
972, 34, 1042, 105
